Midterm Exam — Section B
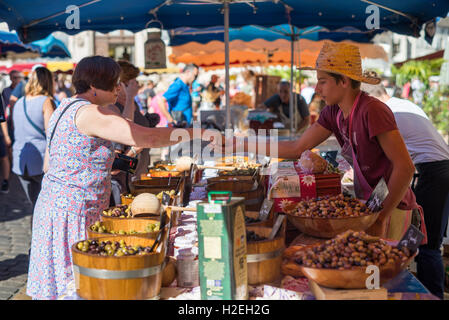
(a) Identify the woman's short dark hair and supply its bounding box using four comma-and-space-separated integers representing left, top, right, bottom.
72, 56, 121, 94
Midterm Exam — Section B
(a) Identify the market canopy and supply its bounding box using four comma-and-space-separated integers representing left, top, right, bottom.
2, 1, 449, 43
0, 61, 76, 74
168, 25, 381, 46
0, 30, 39, 55
30, 34, 71, 58
169, 39, 389, 69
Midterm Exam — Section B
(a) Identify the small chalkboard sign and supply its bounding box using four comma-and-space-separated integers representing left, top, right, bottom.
258, 199, 273, 221
397, 224, 424, 253
162, 193, 171, 206
366, 178, 389, 212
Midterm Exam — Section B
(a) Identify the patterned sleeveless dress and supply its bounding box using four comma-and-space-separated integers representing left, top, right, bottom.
26, 98, 115, 299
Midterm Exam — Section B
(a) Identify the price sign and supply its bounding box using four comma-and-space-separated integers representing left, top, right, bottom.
258, 199, 273, 221
397, 224, 424, 253
366, 178, 389, 212
162, 193, 171, 205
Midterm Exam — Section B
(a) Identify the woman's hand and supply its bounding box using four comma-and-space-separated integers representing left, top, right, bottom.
124, 79, 139, 102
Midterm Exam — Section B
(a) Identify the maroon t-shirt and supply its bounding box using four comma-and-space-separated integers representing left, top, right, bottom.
317, 91, 416, 210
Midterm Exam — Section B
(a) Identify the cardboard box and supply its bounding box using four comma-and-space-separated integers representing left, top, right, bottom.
197, 195, 248, 300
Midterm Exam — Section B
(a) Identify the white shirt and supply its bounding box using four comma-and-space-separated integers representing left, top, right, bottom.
301, 87, 315, 105
386, 97, 449, 164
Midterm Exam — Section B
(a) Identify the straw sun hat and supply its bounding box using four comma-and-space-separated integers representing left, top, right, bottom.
300, 42, 381, 85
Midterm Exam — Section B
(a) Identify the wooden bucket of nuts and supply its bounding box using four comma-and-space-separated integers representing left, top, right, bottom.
246, 225, 286, 285
87, 218, 165, 239
244, 210, 275, 227
72, 234, 167, 300
101, 205, 159, 222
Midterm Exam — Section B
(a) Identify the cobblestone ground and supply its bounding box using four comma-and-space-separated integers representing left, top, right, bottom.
0, 173, 33, 300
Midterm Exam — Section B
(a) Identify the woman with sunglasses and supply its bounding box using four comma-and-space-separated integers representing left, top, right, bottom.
26, 56, 219, 300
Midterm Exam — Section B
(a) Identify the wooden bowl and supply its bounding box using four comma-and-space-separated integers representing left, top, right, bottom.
87, 218, 163, 239
286, 212, 380, 239
299, 252, 416, 289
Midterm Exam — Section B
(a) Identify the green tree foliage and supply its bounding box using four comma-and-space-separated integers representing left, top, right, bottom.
391, 58, 445, 87
421, 86, 449, 137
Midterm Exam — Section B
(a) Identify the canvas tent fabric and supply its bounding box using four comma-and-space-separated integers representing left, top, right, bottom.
1, 1, 448, 43
168, 25, 381, 46
30, 34, 71, 58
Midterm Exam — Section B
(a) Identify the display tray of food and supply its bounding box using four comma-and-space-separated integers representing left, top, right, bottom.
293, 230, 415, 289
131, 178, 182, 196
284, 194, 379, 238
88, 219, 162, 239
102, 193, 175, 221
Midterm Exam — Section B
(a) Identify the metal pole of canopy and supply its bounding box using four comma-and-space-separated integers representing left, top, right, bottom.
289, 31, 294, 137
224, 1, 231, 130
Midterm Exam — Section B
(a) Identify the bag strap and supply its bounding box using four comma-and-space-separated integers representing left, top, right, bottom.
23, 97, 46, 138
48, 99, 88, 150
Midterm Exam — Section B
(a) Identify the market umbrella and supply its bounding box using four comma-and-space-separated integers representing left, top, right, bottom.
168, 25, 380, 46
169, 39, 388, 67
3, 1, 448, 43
30, 34, 71, 58
3, 0, 448, 129
0, 30, 39, 56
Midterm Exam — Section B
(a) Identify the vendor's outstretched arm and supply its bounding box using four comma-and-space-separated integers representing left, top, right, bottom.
234, 122, 332, 159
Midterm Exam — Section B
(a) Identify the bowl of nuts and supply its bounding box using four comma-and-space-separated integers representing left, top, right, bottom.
294, 230, 416, 289
285, 194, 379, 238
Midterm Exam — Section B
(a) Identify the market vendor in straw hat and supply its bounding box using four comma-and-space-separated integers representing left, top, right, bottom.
226, 42, 427, 241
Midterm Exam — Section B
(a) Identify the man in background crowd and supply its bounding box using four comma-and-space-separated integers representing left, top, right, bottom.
258, 80, 310, 133
362, 82, 449, 300
159, 64, 199, 127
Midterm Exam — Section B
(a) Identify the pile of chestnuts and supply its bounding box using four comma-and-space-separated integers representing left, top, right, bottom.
291, 194, 374, 218
294, 230, 411, 270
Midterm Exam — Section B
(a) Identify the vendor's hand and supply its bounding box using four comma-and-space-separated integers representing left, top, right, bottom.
366, 215, 388, 238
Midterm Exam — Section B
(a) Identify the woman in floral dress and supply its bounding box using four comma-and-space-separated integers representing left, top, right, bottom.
26, 56, 218, 299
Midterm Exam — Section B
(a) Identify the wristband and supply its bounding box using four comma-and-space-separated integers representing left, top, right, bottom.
130, 146, 138, 157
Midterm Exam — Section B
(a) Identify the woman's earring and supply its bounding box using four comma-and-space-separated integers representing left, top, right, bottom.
94, 92, 96, 96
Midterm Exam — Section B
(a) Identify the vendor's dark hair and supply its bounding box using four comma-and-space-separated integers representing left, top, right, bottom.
327, 72, 361, 89
183, 63, 198, 73
72, 56, 121, 94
